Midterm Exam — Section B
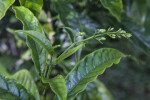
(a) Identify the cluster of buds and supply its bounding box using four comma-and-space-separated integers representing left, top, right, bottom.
108, 28, 132, 39
97, 27, 132, 39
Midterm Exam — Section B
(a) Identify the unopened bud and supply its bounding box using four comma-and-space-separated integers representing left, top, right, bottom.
99, 37, 106, 40
99, 29, 106, 33
126, 33, 132, 38
78, 32, 85, 36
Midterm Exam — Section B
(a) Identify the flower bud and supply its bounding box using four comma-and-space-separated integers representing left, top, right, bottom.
99, 29, 106, 33
99, 37, 106, 40
78, 32, 85, 36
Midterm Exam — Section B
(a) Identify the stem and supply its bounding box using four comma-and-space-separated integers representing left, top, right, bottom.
47, 55, 53, 78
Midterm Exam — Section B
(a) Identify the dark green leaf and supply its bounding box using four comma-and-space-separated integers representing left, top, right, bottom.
135, 0, 147, 24
0, 0, 15, 20
121, 16, 150, 55
15, 30, 54, 55
52, 0, 99, 39
66, 48, 126, 99
0, 75, 35, 100
82, 80, 114, 100
100, 0, 123, 22
19, 0, 43, 16
42, 75, 67, 100
13, 6, 48, 77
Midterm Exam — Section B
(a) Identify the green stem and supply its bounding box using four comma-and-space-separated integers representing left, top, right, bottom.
47, 55, 53, 78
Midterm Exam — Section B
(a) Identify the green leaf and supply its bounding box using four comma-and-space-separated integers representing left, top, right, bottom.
42, 75, 67, 100
135, 0, 147, 24
0, 63, 10, 76
7, 28, 26, 42
56, 44, 84, 63
11, 69, 40, 100
121, 16, 150, 55
0, 75, 35, 100
13, 6, 49, 77
0, 0, 15, 20
19, 0, 43, 16
15, 30, 54, 55
66, 48, 126, 99
100, 0, 123, 22
83, 80, 114, 100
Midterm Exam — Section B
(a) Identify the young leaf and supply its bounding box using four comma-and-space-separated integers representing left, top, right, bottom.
56, 44, 84, 63
11, 69, 40, 100
13, 6, 49, 77
15, 30, 54, 55
100, 0, 123, 22
66, 48, 126, 99
0, 75, 35, 100
42, 75, 67, 100
0, 0, 15, 20
19, 0, 43, 16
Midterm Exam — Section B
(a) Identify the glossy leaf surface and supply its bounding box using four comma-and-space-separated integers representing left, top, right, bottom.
66, 48, 125, 99
0, 75, 35, 100
42, 75, 67, 100
12, 69, 40, 100
16, 30, 54, 55
13, 6, 48, 76
0, 0, 15, 20
100, 0, 123, 22
19, 0, 43, 16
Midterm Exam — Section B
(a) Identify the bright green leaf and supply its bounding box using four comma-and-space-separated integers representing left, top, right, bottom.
13, 6, 48, 77
0, 0, 15, 20
0, 75, 35, 100
0, 64, 10, 77
42, 75, 67, 100
19, 0, 43, 16
66, 48, 126, 99
11, 69, 40, 100
15, 30, 54, 55
100, 0, 123, 22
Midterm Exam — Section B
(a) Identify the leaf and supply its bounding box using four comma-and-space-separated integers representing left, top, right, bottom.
7, 28, 26, 42
15, 30, 54, 55
84, 80, 114, 100
56, 44, 84, 63
42, 75, 67, 100
100, 0, 123, 22
52, 0, 99, 39
0, 0, 15, 20
135, 0, 147, 24
121, 16, 150, 55
0, 75, 35, 100
0, 63, 10, 77
19, 0, 43, 16
13, 6, 49, 77
11, 69, 40, 100
65, 48, 126, 99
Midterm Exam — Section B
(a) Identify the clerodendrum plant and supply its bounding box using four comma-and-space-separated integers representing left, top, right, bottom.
0, 0, 132, 100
